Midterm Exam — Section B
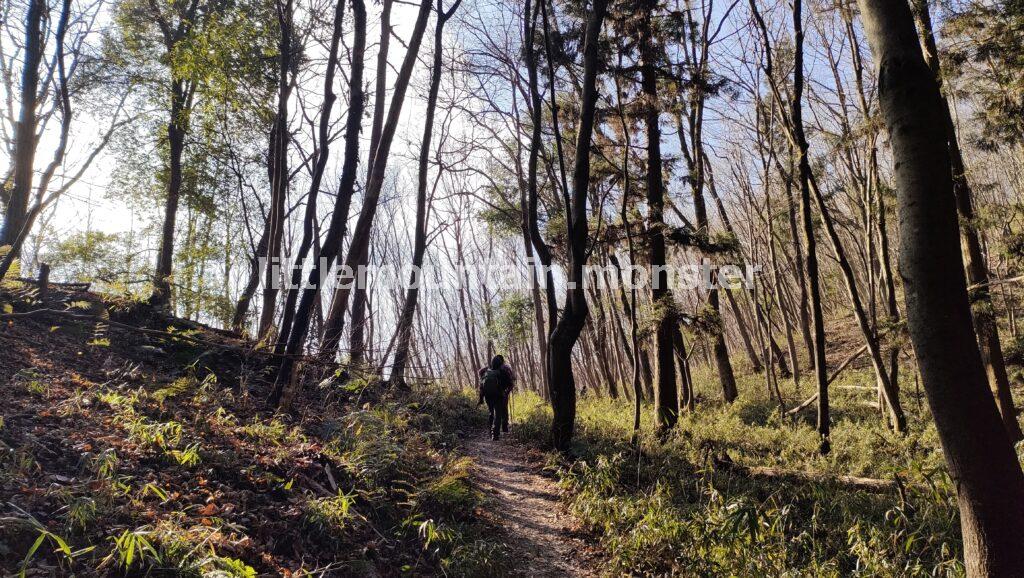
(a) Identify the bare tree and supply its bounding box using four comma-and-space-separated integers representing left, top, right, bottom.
271, 0, 368, 404
389, 0, 463, 387
547, 0, 606, 450
319, 0, 434, 356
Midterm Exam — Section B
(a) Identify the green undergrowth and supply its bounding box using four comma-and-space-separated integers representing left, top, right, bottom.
2, 350, 504, 576
508, 365, 979, 576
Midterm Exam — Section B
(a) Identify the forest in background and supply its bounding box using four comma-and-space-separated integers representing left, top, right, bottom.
4, 0, 1024, 575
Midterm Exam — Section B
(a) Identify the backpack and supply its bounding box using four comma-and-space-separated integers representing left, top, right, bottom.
480, 368, 507, 397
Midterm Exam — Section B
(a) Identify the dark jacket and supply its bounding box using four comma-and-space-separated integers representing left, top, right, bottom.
478, 364, 515, 396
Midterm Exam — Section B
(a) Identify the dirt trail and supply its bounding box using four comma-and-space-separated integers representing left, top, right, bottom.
464, 434, 602, 578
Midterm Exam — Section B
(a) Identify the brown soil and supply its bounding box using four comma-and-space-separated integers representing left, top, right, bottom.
464, 435, 602, 578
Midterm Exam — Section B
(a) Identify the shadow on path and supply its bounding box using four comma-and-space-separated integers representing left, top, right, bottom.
463, 434, 602, 578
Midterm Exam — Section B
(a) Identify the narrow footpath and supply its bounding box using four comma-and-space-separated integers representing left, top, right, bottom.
463, 435, 602, 577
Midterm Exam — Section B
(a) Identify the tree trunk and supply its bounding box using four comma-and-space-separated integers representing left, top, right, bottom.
640, 5, 677, 430
784, 154, 815, 369
673, 324, 694, 413
523, 0, 559, 338
274, 0, 348, 355
858, 1, 1024, 573
911, 0, 1023, 443
609, 257, 654, 392
348, 0, 393, 368
677, 66, 738, 402
588, 276, 619, 398
257, 0, 294, 341
787, 0, 829, 452
390, 0, 461, 387
151, 81, 188, 308
725, 286, 763, 373
232, 224, 269, 333
270, 0, 367, 404
547, 0, 605, 450
320, 0, 433, 357
806, 167, 907, 432
527, 234, 550, 399
1, 0, 44, 257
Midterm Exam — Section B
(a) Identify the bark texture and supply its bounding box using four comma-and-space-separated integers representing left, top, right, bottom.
547, 0, 606, 450
858, 1, 1024, 574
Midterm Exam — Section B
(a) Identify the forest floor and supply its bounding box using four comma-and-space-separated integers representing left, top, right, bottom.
504, 384, 971, 576
462, 434, 601, 577
0, 281, 512, 576
0, 279, 985, 576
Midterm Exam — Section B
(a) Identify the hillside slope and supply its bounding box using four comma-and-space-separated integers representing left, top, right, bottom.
0, 282, 506, 577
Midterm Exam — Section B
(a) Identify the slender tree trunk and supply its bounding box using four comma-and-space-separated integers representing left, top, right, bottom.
750, 295, 791, 377
640, 4, 677, 430
232, 224, 269, 332
1, 0, 44, 257
609, 257, 654, 392
806, 165, 907, 432
390, 0, 462, 387
787, 0, 830, 452
513, 75, 550, 398
911, 0, 1023, 442
271, 0, 367, 404
875, 167, 902, 403
588, 277, 619, 398
782, 153, 815, 368
858, 1, 1024, 573
274, 0, 348, 355
705, 158, 771, 378
151, 81, 189, 308
677, 80, 737, 401
527, 234, 550, 399
773, 0, 906, 435
548, 0, 605, 450
349, 0, 394, 367
725, 287, 763, 373
257, 0, 294, 339
767, 219, 800, 387
320, 0, 433, 356
523, 0, 558, 337
672, 324, 694, 413
457, 272, 482, 372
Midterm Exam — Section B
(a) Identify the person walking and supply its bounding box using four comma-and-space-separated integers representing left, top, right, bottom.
478, 354, 515, 440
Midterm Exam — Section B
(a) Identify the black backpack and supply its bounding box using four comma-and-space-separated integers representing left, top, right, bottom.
480, 368, 507, 397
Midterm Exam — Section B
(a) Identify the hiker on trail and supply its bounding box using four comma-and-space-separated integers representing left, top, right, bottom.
478, 355, 514, 440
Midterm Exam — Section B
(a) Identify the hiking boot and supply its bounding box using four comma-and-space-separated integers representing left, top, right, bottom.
491, 432, 500, 441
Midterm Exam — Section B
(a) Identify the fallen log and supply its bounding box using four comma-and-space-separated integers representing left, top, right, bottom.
712, 454, 899, 493
786, 343, 870, 416
786, 392, 819, 416
15, 277, 90, 291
